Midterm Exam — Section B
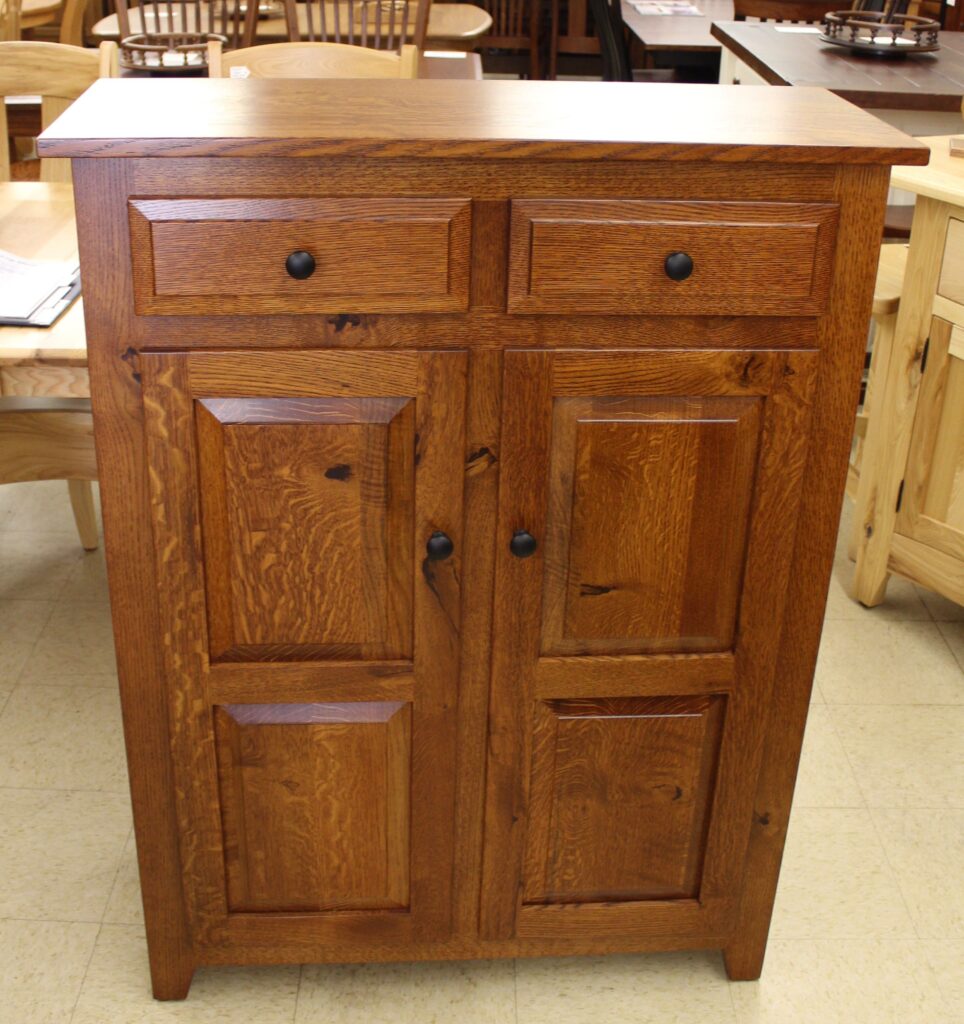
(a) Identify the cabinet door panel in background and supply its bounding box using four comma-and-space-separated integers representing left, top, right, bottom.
141, 350, 466, 950
481, 348, 817, 941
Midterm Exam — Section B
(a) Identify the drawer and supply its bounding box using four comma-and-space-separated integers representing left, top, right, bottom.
128, 197, 471, 315
507, 199, 839, 316
938, 217, 964, 308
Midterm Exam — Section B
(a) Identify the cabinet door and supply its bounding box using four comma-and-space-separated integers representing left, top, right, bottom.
141, 350, 465, 952
895, 316, 964, 603
481, 348, 817, 941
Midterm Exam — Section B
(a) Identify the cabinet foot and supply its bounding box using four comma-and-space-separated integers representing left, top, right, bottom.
722, 940, 766, 981
149, 958, 195, 1001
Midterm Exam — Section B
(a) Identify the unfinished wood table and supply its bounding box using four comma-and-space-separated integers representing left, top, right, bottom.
852, 136, 964, 608
0, 182, 89, 397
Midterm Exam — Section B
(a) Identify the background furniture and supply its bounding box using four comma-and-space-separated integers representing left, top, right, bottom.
1, 0, 21, 39
589, 0, 676, 79
853, 136, 964, 607
284, 0, 431, 50
472, 0, 539, 75
208, 37, 420, 74
0, 38, 116, 181
41, 77, 924, 1000
115, 0, 259, 54
93, 2, 492, 48
0, 182, 96, 548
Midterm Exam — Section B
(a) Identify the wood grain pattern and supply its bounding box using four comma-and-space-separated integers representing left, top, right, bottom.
938, 217, 964, 306
508, 200, 839, 316
540, 396, 760, 655
215, 701, 411, 912
196, 396, 414, 661
37, 80, 929, 166
522, 696, 724, 904
129, 198, 471, 315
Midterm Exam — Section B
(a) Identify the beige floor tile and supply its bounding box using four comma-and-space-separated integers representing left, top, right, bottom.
21, 600, 118, 678
872, 809, 964, 939
59, 548, 110, 605
815, 618, 964, 704
0, 919, 100, 1024
824, 555, 930, 622
0, 685, 128, 792
0, 532, 85, 602
919, 940, 964, 1008
104, 830, 144, 926
298, 959, 516, 1024
793, 706, 863, 809
917, 588, 964, 622
0, 788, 130, 920
0, 598, 56, 684
833, 705, 964, 809
73, 924, 300, 1024
731, 939, 955, 1024
515, 952, 735, 1024
937, 621, 964, 673
769, 808, 914, 939
3, 480, 101, 536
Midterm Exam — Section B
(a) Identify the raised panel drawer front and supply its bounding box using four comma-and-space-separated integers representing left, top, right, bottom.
140, 349, 466, 949
128, 198, 472, 315
480, 348, 819, 942
508, 200, 839, 315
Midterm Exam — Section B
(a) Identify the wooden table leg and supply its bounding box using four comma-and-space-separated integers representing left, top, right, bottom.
852, 196, 948, 606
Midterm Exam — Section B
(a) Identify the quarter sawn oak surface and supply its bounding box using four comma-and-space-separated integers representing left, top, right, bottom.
42, 80, 924, 1000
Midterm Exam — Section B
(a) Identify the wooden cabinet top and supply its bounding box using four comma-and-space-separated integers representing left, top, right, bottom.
39, 79, 928, 165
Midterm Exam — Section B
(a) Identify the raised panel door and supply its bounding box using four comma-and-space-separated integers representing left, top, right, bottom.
481, 348, 818, 941
141, 349, 466, 950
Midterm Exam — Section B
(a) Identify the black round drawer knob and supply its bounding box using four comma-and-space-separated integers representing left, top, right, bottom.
509, 530, 538, 559
285, 250, 316, 280
664, 251, 694, 282
426, 531, 454, 561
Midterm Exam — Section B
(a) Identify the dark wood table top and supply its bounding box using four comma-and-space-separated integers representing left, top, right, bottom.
621, 0, 733, 53
710, 21, 964, 111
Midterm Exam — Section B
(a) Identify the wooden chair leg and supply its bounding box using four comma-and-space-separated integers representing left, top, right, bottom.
68, 479, 98, 551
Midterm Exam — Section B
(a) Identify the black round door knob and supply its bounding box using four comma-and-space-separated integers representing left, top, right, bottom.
509, 530, 538, 559
425, 531, 454, 561
285, 250, 316, 280
664, 251, 694, 282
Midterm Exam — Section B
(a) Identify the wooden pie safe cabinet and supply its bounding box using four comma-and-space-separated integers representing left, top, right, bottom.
40, 79, 926, 999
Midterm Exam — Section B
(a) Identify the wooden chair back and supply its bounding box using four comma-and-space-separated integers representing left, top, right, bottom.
208, 37, 419, 76
732, 0, 835, 20
0, 0, 21, 40
115, 0, 259, 49
0, 40, 117, 182
548, 0, 600, 79
58, 0, 90, 46
283, 0, 430, 50
476, 0, 541, 78
587, 0, 627, 80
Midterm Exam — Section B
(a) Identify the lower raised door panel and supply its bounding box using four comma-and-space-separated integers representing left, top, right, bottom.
522, 696, 724, 906
214, 702, 411, 913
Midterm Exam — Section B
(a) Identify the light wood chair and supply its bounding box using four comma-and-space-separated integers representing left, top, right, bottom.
208, 37, 419, 76
0, 397, 99, 549
0, 38, 117, 181
283, 0, 430, 50
1, 0, 22, 40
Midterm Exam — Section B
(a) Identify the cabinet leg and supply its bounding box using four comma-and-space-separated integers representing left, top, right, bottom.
722, 937, 767, 981
148, 954, 195, 1001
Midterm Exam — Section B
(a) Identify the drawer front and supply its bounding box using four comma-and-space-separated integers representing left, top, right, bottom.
508, 199, 839, 316
129, 197, 471, 315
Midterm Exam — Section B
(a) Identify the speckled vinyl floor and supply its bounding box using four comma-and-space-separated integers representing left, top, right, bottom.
0, 480, 960, 1023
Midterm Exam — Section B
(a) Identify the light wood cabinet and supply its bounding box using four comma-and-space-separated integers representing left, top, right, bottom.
41, 78, 925, 999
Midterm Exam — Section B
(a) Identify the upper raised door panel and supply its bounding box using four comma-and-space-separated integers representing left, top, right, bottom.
128, 198, 471, 315
508, 200, 838, 316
